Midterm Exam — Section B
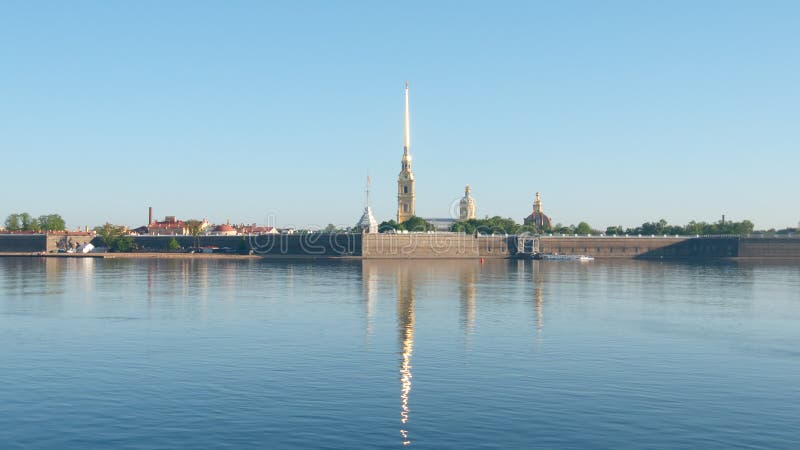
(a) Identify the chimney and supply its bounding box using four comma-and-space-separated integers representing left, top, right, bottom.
148, 206, 153, 225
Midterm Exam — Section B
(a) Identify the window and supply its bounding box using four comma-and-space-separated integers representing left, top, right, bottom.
404, 203, 409, 213
403, 186, 408, 194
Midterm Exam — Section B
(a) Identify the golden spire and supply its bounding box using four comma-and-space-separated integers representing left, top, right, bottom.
403, 81, 410, 154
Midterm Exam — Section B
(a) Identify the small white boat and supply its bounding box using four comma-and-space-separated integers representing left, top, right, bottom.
539, 254, 594, 262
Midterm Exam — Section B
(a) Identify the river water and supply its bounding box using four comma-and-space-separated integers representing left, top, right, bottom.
1, 257, 799, 449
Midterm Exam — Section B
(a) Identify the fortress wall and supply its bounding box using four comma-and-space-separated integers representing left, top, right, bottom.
0, 234, 48, 252
130, 234, 362, 256
362, 234, 509, 259
539, 237, 693, 258
249, 233, 361, 257
131, 235, 250, 251
46, 234, 95, 252
476, 236, 512, 258
738, 238, 800, 258
538, 236, 749, 258
6, 233, 793, 259
0, 234, 94, 252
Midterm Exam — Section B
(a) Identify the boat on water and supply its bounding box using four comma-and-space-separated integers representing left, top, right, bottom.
524, 253, 595, 261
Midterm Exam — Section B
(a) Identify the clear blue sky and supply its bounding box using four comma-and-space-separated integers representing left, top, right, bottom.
1, 1, 798, 230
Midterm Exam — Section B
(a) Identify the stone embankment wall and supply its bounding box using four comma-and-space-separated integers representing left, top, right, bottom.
362, 234, 510, 258
4, 233, 798, 259
46, 234, 95, 252
0, 234, 48, 252
537, 236, 741, 258
738, 238, 800, 258
0, 234, 94, 252
128, 234, 362, 257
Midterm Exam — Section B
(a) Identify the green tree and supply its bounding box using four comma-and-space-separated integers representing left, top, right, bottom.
115, 235, 135, 252
167, 237, 181, 251
5, 213, 66, 232
736, 220, 754, 235
684, 221, 702, 235
19, 213, 35, 231
451, 216, 526, 235
401, 216, 434, 232
575, 221, 594, 235
92, 223, 136, 252
518, 223, 540, 234
379, 220, 401, 232
94, 223, 125, 249
37, 214, 66, 232
550, 223, 575, 235
4, 213, 21, 231
185, 219, 204, 250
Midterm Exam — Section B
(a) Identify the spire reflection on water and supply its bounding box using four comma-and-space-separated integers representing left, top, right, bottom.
359, 259, 549, 446
396, 264, 415, 446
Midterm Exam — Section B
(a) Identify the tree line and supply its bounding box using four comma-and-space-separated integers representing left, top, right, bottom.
377, 216, 759, 236
604, 219, 755, 236
4, 213, 66, 232
379, 216, 436, 232
93, 219, 207, 252
93, 223, 136, 252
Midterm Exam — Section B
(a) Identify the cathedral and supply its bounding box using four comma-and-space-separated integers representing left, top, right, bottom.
523, 192, 552, 231
397, 81, 415, 223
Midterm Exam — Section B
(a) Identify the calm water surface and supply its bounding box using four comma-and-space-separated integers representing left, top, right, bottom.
1, 257, 799, 449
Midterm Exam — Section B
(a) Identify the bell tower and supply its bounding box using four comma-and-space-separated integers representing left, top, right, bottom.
397, 81, 415, 223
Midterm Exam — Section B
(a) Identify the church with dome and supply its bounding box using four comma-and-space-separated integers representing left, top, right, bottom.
523, 192, 552, 231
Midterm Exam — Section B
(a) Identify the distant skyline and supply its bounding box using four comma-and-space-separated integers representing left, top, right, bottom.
1, 1, 798, 230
